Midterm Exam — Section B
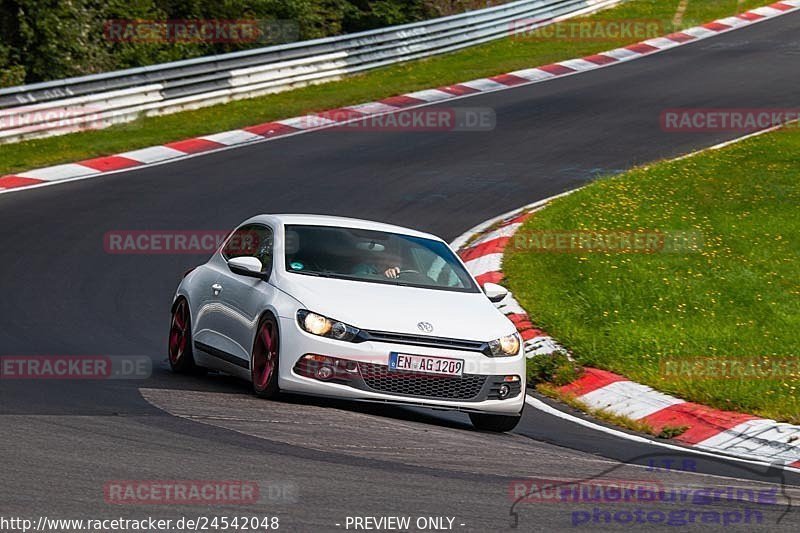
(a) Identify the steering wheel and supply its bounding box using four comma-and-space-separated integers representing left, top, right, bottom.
396, 269, 433, 284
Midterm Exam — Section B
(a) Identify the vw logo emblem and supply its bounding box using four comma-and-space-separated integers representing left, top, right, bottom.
417, 321, 433, 333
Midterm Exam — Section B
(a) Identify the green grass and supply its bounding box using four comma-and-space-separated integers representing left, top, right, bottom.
504, 127, 800, 423
0, 0, 766, 176
537, 383, 666, 437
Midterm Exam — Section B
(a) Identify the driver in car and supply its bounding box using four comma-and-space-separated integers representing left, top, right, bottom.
352, 252, 403, 279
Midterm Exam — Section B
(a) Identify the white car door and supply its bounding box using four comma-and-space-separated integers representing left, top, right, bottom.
188, 263, 223, 346
214, 224, 277, 368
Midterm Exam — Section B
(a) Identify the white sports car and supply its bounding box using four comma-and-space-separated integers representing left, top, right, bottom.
169, 214, 526, 431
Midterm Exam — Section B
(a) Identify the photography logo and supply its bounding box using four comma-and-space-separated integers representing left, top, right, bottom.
508, 453, 794, 528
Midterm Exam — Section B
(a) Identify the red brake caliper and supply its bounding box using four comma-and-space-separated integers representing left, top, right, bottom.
170, 303, 186, 362
262, 324, 271, 386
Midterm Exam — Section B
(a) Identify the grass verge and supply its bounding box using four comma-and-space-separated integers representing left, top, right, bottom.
504, 126, 800, 424
536, 383, 688, 438
1, 0, 766, 176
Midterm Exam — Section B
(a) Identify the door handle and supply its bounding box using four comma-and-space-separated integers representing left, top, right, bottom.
211, 283, 223, 295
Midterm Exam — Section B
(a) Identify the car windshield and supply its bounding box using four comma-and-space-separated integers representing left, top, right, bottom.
284, 225, 479, 293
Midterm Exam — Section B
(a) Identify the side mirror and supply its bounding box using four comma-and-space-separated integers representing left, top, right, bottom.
228, 256, 267, 280
483, 282, 508, 303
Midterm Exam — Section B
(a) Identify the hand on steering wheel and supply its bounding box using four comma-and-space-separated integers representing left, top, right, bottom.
384, 267, 401, 279
384, 267, 419, 279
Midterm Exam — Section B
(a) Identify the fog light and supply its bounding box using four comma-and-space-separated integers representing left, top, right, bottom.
498, 383, 511, 399
335, 359, 359, 373
316, 366, 334, 380
295, 354, 360, 382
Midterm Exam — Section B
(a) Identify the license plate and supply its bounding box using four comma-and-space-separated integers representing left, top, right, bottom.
389, 352, 464, 376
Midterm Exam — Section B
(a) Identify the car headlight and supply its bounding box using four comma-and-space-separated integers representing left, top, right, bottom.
296, 310, 360, 342
487, 333, 521, 356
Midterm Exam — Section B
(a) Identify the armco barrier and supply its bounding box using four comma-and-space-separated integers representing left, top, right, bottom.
0, 0, 618, 144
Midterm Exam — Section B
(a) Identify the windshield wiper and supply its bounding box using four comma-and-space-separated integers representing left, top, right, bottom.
293, 270, 336, 278
292, 270, 422, 288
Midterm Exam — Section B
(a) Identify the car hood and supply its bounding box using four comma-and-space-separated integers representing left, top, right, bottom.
279, 274, 514, 341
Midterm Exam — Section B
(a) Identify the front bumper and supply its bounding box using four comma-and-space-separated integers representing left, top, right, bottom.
277, 316, 526, 415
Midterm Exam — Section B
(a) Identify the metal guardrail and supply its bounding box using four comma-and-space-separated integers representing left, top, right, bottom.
0, 0, 619, 143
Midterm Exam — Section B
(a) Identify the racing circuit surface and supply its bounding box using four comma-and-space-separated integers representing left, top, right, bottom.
2, 11, 800, 532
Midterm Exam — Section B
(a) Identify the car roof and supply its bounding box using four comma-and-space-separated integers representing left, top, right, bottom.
241, 214, 442, 241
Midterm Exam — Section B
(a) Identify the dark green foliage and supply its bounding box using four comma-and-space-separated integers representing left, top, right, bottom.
0, 0, 471, 86
527, 352, 583, 386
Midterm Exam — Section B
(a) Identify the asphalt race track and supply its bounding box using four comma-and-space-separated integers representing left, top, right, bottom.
2, 11, 800, 532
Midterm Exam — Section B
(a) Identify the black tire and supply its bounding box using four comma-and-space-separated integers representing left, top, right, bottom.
168, 298, 198, 373
251, 314, 280, 399
469, 412, 521, 432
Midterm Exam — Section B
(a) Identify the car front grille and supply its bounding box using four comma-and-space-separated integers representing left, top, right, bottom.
357, 362, 486, 400
358, 330, 487, 353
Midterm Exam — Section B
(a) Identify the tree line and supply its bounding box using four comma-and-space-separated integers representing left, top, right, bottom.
0, 0, 503, 87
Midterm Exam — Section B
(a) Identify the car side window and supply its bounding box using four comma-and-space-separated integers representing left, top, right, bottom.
222, 224, 274, 273
412, 247, 464, 288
